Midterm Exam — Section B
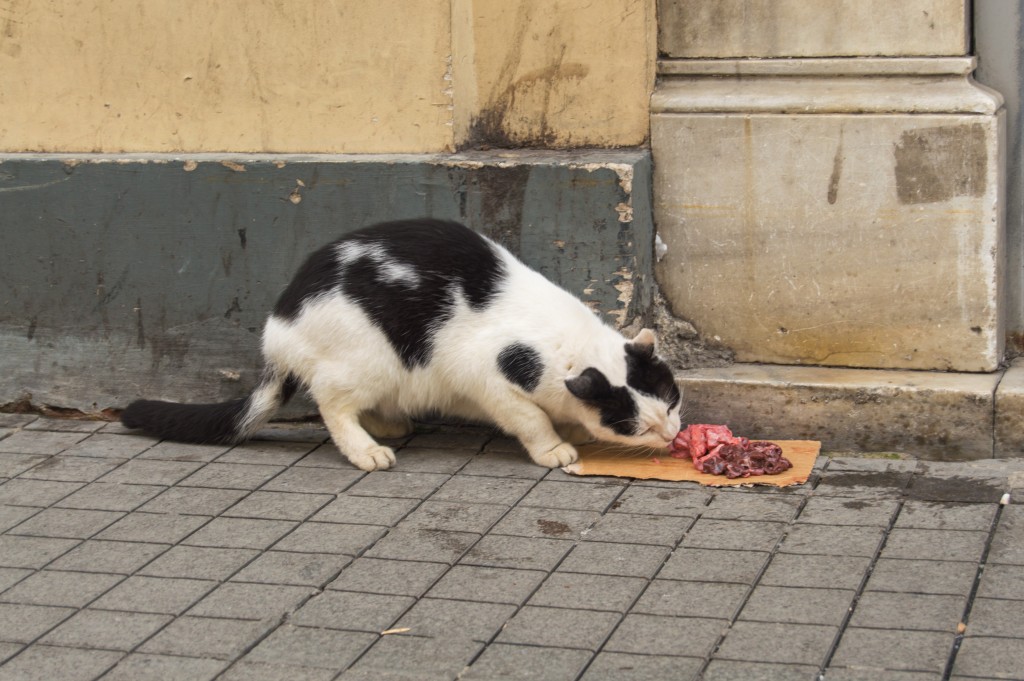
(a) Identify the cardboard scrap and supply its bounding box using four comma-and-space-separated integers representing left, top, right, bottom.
563, 440, 821, 487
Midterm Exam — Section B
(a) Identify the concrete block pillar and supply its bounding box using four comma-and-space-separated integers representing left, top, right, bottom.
652, 1, 1006, 372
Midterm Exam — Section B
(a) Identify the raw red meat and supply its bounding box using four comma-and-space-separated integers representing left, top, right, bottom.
670, 424, 792, 479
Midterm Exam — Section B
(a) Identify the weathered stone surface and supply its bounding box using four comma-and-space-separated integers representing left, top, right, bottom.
658, 0, 968, 58
995, 358, 1024, 457
0, 151, 652, 412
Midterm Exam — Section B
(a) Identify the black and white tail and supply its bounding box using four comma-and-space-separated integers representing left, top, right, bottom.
121, 367, 299, 444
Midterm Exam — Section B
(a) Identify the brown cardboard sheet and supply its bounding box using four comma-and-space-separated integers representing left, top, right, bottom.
563, 440, 821, 487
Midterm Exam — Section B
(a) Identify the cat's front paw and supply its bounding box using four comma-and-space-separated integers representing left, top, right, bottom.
347, 445, 397, 471
531, 442, 578, 468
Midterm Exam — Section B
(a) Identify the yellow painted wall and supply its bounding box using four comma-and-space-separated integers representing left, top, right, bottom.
0, 0, 654, 153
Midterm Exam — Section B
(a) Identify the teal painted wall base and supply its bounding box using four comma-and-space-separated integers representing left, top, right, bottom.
0, 151, 653, 413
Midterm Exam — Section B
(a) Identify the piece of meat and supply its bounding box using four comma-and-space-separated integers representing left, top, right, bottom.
669, 424, 792, 479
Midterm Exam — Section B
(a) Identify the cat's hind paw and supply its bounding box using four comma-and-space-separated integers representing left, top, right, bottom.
347, 445, 397, 472
531, 442, 578, 468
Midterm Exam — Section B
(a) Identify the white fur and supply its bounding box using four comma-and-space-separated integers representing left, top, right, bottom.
262, 243, 681, 471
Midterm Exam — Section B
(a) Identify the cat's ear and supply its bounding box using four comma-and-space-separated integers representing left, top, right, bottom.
565, 368, 612, 401
628, 328, 657, 358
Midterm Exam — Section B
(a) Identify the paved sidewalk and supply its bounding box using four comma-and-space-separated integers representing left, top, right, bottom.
0, 413, 1022, 681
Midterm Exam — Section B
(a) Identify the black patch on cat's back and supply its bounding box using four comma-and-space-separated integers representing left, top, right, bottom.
498, 343, 543, 392
273, 242, 341, 322
625, 344, 680, 409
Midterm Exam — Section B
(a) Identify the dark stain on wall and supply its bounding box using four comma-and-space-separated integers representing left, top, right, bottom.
894, 123, 987, 204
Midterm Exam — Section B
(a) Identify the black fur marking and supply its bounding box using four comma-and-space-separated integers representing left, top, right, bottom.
120, 397, 249, 444
565, 368, 639, 436
625, 343, 680, 409
498, 342, 543, 392
335, 219, 505, 368
273, 242, 343, 322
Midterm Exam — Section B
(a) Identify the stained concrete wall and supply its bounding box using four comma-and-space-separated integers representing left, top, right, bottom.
0, 152, 653, 412
0, 0, 655, 153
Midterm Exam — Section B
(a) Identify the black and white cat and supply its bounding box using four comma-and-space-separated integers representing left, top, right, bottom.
121, 219, 682, 471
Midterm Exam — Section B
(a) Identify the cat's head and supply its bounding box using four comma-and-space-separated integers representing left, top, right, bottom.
565, 329, 682, 449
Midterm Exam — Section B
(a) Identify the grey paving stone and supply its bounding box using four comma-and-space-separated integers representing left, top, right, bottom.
634, 579, 748, 620
964, 598, 1024, 638
0, 603, 75, 643
137, 486, 248, 515
99, 459, 203, 486
327, 558, 448, 597
609, 486, 711, 516
461, 534, 572, 572
459, 451, 549, 479
814, 470, 913, 499
259, 465, 363, 494
0, 454, 48, 478
408, 430, 492, 451
497, 605, 621, 650
134, 441, 231, 462
270, 521, 386, 555
365, 526, 479, 564
828, 457, 918, 473
221, 490, 333, 521
177, 462, 285, 490
0, 642, 20, 665
395, 597, 517, 641
187, 581, 314, 620
5, 507, 123, 539
430, 474, 536, 506
489, 506, 600, 540
47, 539, 169, 574
343, 634, 483, 681
796, 496, 900, 526
291, 590, 415, 631
218, 660, 336, 681
389, 446, 478, 474
18, 455, 122, 483
0, 569, 122, 607
427, 565, 547, 605
38, 609, 172, 650
293, 444, 355, 469
824, 669, 942, 681
558, 541, 670, 578
581, 651, 704, 681
988, 505, 1024, 565
100, 653, 227, 681
138, 545, 259, 580
61, 433, 156, 459
881, 528, 989, 562
230, 550, 350, 587
138, 616, 275, 660
896, 500, 998, 531
866, 558, 978, 595
310, 494, 418, 526
250, 423, 329, 444
780, 523, 886, 557
528, 572, 646, 612
23, 418, 105, 434
760, 553, 872, 590
952, 635, 1024, 679
0, 505, 37, 533
90, 576, 217, 615
0, 415, 38, 429
702, 489, 804, 522
0, 568, 31, 593
740, 585, 855, 627
831, 627, 955, 673
583, 511, 693, 546
714, 621, 838, 666
399, 499, 508, 534
346, 470, 451, 499
849, 591, 967, 633
0, 644, 122, 681
95, 512, 209, 544
976, 562, 1024, 599
216, 441, 316, 466
659, 547, 770, 584
461, 643, 592, 680
518, 480, 624, 511
604, 613, 726, 657
53, 481, 165, 511
182, 516, 297, 549
0, 479, 83, 507
243, 624, 377, 669
682, 518, 787, 552
0, 536, 79, 569
702, 659, 821, 681
906, 472, 1008, 504
0, 430, 88, 455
